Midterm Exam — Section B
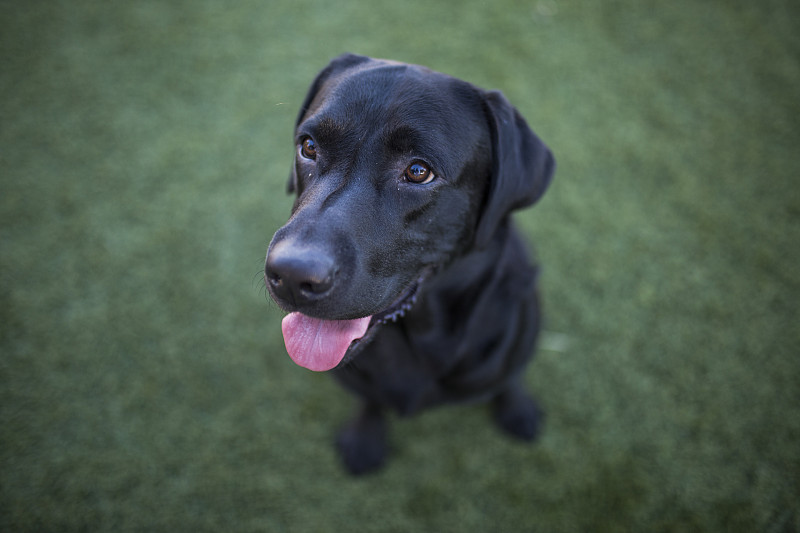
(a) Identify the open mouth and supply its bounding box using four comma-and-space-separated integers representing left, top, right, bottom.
369, 277, 422, 327
280, 269, 431, 372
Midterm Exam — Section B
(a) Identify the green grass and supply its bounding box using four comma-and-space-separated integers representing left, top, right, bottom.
2, 1, 799, 531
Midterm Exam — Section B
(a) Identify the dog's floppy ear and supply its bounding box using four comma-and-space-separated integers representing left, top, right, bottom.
287, 54, 372, 193
474, 90, 555, 247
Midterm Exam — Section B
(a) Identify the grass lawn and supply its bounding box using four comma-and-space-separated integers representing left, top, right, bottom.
2, 1, 798, 531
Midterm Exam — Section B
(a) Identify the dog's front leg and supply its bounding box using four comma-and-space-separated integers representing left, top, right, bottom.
336, 401, 387, 475
492, 378, 543, 441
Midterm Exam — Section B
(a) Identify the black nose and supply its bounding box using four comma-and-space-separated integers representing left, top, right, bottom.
265, 240, 337, 306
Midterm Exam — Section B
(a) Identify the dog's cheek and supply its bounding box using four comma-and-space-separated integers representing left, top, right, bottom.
406, 188, 478, 265
358, 186, 475, 288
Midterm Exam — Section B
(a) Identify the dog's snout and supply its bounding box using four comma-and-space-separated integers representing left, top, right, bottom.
266, 240, 337, 306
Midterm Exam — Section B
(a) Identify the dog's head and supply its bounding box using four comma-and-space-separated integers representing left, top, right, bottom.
265, 54, 554, 371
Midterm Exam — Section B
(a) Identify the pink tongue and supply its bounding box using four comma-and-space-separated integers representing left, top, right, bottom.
281, 312, 371, 371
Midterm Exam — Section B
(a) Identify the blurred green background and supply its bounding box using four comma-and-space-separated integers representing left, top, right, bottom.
2, 1, 798, 531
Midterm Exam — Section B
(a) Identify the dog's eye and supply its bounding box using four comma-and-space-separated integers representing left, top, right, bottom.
404, 162, 435, 184
299, 137, 317, 160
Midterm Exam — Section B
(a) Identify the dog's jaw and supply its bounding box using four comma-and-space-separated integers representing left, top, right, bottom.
279, 268, 433, 371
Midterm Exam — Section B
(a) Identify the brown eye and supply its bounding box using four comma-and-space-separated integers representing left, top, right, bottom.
404, 162, 435, 184
300, 137, 317, 160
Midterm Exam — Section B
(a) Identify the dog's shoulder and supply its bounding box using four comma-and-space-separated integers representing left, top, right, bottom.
419, 224, 539, 392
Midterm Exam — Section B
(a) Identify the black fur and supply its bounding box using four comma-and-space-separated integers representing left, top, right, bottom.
265, 54, 555, 474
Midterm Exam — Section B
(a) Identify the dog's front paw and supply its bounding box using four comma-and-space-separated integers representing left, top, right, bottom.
336, 408, 387, 475
493, 388, 543, 441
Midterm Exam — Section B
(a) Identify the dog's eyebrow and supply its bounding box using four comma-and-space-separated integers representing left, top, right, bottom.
383, 125, 425, 153
383, 125, 451, 176
300, 116, 349, 145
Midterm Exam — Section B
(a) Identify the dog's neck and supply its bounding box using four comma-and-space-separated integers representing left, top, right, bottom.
408, 220, 526, 334
439, 221, 518, 291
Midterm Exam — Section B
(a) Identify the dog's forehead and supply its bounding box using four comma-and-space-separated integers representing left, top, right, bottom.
305, 63, 485, 139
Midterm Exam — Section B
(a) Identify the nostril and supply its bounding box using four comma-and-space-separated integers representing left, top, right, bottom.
299, 275, 333, 296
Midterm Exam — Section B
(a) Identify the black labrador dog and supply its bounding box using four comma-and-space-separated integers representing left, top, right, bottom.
265, 54, 555, 474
